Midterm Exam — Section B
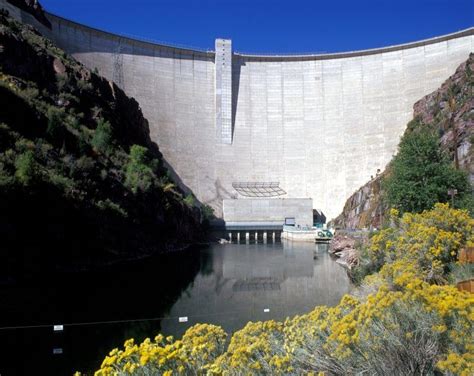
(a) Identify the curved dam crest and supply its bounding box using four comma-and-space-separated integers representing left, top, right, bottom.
4, 0, 473, 220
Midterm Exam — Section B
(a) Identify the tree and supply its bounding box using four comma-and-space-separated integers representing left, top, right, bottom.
125, 144, 155, 193
202, 204, 215, 221
383, 126, 469, 214
46, 106, 65, 146
184, 193, 195, 207
91, 118, 112, 155
14, 150, 37, 185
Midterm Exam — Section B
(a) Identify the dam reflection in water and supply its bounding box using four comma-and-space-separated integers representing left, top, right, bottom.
161, 241, 351, 337
0, 241, 350, 375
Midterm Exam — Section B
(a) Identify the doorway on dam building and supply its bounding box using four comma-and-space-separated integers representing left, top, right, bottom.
313, 209, 326, 228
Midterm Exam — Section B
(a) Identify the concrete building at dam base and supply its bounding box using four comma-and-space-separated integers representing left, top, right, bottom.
3, 0, 473, 230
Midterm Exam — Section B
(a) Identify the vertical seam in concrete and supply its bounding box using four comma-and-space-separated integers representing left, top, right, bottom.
301, 61, 308, 198
215, 39, 233, 144
340, 60, 346, 201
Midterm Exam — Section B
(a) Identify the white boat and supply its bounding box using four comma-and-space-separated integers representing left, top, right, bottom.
281, 225, 333, 242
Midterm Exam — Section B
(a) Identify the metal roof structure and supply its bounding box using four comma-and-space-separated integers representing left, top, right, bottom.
232, 182, 286, 197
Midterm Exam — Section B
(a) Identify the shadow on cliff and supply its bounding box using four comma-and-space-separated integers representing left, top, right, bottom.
0, 10, 210, 283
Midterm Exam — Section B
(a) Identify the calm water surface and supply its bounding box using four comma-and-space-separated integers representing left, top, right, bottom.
0, 241, 351, 375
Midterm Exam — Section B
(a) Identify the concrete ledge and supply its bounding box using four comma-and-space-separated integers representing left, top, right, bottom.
237, 27, 474, 60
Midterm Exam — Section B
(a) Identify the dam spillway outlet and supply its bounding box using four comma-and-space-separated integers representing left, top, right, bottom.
3, 0, 472, 220
228, 230, 281, 244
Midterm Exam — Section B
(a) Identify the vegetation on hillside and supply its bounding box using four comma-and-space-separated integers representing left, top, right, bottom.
92, 204, 473, 375
0, 11, 208, 276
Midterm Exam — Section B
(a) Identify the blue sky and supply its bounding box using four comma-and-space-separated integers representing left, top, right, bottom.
41, 0, 473, 54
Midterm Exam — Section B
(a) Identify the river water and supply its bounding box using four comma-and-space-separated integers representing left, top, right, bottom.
0, 240, 351, 375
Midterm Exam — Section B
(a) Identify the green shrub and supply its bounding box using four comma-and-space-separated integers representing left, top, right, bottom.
77, 132, 90, 154
0, 161, 14, 187
91, 118, 113, 155
21, 86, 39, 102
96, 199, 128, 218
56, 74, 69, 92
455, 191, 474, 216
184, 193, 195, 207
46, 106, 66, 145
47, 171, 74, 193
129, 144, 148, 165
58, 92, 79, 107
14, 150, 37, 185
202, 204, 215, 221
77, 79, 93, 92
75, 156, 95, 171
124, 144, 155, 194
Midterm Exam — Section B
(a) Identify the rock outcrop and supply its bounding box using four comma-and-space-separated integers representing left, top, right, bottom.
331, 174, 386, 230
413, 55, 474, 184
329, 234, 360, 269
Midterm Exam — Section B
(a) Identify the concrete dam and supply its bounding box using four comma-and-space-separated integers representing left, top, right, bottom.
3, 0, 473, 223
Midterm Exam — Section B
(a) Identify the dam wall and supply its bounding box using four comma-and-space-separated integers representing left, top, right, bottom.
2, 0, 473, 220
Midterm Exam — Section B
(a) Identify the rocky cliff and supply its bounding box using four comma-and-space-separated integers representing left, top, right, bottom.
413, 55, 474, 182
331, 174, 386, 230
332, 53, 474, 229
0, 9, 205, 278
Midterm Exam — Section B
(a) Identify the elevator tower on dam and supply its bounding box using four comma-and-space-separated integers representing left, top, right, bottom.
3, 0, 473, 227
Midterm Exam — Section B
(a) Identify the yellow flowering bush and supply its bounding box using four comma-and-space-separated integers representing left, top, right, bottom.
366, 203, 473, 282
179, 323, 227, 372
211, 320, 288, 375
94, 324, 226, 375
93, 204, 473, 375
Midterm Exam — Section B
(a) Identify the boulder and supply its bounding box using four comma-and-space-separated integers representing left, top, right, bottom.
329, 234, 355, 254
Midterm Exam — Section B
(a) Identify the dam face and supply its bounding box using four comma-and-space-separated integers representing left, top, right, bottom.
3, 1, 473, 220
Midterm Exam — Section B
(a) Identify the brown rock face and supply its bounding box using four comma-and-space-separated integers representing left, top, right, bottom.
52, 57, 66, 75
332, 53, 474, 230
413, 55, 474, 184
329, 234, 355, 253
329, 234, 359, 269
331, 174, 386, 230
